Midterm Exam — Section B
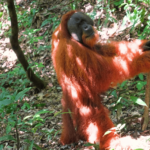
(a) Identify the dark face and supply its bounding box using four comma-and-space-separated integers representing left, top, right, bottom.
67, 12, 94, 43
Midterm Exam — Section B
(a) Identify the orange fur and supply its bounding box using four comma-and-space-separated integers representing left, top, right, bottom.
52, 10, 150, 149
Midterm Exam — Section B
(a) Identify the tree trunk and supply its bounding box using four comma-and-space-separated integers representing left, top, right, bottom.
7, 0, 46, 89
142, 73, 150, 130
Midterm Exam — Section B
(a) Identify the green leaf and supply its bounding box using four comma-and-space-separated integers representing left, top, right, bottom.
22, 102, 30, 110
57, 86, 61, 90
0, 135, 16, 142
120, 80, 127, 87
32, 143, 42, 150
15, 87, 31, 101
54, 110, 62, 116
136, 81, 147, 90
35, 62, 44, 68
0, 145, 4, 150
23, 115, 33, 120
6, 125, 12, 134
114, 0, 123, 6
35, 109, 50, 115
130, 96, 147, 106
29, 140, 34, 150
0, 99, 13, 109
117, 123, 126, 130
111, 90, 117, 98
0, 12, 3, 18
24, 139, 42, 150
84, 142, 98, 147
41, 17, 51, 27
138, 74, 144, 80
116, 97, 122, 104
103, 130, 112, 136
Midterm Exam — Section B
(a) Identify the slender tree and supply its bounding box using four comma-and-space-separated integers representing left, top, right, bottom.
7, 0, 46, 89
142, 73, 150, 130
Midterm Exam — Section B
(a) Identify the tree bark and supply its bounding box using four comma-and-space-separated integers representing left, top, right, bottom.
142, 73, 150, 131
7, 0, 46, 89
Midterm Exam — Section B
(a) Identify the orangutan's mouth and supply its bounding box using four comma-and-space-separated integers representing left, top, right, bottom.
86, 32, 94, 38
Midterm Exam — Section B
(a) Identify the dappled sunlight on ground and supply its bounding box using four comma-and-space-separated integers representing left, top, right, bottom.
0, 38, 17, 71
